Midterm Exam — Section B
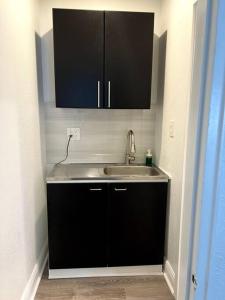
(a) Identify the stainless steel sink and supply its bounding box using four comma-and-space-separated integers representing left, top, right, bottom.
104, 165, 160, 177
47, 163, 169, 182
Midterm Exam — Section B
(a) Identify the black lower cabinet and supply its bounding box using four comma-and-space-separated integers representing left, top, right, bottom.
47, 183, 108, 269
108, 183, 167, 266
47, 182, 167, 269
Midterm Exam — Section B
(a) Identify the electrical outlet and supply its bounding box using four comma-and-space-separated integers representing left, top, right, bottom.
169, 120, 175, 138
67, 128, 80, 141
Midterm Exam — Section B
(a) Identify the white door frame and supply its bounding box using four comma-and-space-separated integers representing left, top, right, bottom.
176, 0, 220, 298
190, 0, 225, 298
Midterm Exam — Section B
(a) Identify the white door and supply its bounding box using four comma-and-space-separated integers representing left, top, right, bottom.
177, 0, 225, 299
189, 0, 225, 298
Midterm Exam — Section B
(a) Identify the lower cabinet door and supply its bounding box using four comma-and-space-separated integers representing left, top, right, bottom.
47, 183, 107, 269
109, 183, 168, 266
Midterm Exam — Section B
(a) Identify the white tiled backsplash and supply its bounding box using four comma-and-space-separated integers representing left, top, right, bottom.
45, 102, 156, 170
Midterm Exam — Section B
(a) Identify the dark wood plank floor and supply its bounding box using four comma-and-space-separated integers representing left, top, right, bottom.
35, 266, 174, 300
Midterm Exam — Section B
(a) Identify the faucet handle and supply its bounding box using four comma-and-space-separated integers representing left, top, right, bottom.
129, 155, 135, 161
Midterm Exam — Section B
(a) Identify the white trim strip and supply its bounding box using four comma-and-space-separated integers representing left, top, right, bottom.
164, 260, 175, 296
49, 265, 162, 279
21, 240, 48, 300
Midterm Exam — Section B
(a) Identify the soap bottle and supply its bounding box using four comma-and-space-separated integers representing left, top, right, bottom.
146, 149, 153, 166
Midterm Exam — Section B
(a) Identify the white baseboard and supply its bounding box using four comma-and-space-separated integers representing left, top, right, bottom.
164, 260, 175, 296
49, 265, 163, 279
21, 240, 48, 300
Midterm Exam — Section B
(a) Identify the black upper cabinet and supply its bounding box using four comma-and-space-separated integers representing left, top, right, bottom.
105, 12, 154, 109
53, 9, 154, 109
53, 9, 103, 108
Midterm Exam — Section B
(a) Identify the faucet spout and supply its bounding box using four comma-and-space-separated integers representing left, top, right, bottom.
125, 130, 136, 165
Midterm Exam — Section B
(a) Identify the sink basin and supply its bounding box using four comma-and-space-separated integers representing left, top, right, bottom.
104, 165, 160, 177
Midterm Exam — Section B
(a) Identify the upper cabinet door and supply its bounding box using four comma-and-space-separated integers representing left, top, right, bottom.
53, 9, 103, 108
104, 11, 154, 109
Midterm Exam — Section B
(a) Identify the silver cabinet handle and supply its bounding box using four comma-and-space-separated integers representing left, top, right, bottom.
89, 188, 102, 191
97, 81, 100, 108
108, 81, 111, 108
114, 188, 127, 192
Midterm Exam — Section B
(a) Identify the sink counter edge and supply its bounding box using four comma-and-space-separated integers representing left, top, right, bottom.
46, 163, 169, 183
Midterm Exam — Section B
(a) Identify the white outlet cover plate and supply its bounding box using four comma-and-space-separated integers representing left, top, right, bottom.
67, 128, 80, 141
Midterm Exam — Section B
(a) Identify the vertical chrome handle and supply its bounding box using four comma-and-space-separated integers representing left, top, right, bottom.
97, 81, 100, 108
108, 81, 111, 108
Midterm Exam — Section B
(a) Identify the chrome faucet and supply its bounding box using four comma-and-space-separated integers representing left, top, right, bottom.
125, 130, 136, 165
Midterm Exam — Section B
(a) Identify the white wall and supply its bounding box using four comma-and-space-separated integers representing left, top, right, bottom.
156, 0, 194, 294
0, 0, 47, 299
39, 0, 161, 170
